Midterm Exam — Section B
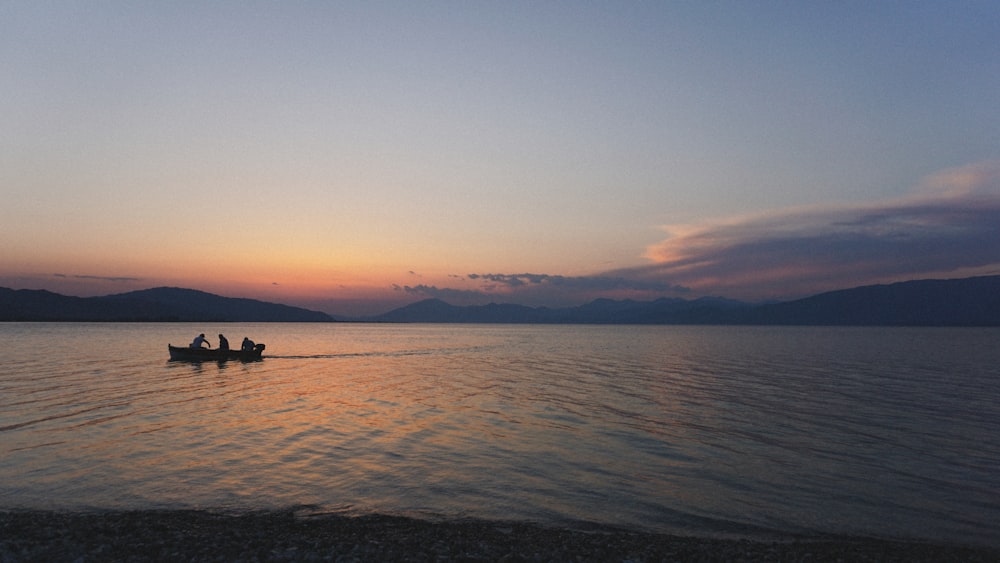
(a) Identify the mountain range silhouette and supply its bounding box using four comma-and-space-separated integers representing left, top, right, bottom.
3, 276, 1000, 325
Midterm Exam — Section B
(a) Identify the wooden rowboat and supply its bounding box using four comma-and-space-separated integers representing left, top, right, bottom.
168, 343, 265, 362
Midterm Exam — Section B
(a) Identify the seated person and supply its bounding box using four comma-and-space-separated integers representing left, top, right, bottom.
190, 333, 210, 349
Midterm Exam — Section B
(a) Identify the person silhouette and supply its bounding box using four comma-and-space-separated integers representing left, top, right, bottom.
190, 333, 210, 349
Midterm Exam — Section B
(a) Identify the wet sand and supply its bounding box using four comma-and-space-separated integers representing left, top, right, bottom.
1, 510, 996, 562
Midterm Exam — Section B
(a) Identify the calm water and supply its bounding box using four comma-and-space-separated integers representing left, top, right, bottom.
1, 323, 998, 547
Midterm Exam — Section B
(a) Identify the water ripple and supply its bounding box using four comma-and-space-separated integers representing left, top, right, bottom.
1, 323, 998, 547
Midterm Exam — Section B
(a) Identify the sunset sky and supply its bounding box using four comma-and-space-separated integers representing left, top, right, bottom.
3, 2, 999, 316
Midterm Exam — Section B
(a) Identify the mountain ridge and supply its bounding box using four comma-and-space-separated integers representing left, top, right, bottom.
737, 275, 1000, 326
359, 275, 1000, 326
0, 286, 333, 322
3, 275, 1000, 325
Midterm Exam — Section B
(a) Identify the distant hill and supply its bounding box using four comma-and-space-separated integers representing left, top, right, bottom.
0, 287, 333, 322
4, 275, 999, 325
739, 276, 1000, 326
362, 296, 749, 324
362, 275, 1000, 326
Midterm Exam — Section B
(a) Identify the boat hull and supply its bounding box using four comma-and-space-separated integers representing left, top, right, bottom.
168, 344, 265, 362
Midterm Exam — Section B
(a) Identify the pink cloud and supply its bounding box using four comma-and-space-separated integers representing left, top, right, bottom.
632, 161, 1000, 300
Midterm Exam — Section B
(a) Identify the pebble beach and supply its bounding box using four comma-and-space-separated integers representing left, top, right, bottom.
2, 510, 997, 562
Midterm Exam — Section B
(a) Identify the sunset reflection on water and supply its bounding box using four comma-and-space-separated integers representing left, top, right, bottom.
2, 323, 999, 547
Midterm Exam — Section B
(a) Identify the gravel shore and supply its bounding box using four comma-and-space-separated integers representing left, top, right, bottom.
1, 510, 996, 562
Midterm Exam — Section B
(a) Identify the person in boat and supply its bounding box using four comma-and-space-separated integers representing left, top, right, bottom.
241, 337, 255, 352
190, 333, 210, 349
218, 334, 230, 351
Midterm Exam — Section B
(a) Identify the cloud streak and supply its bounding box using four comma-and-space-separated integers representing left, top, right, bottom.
395, 274, 688, 308
392, 284, 490, 303
628, 161, 1000, 299
466, 273, 687, 293
53, 274, 142, 283
395, 162, 1000, 306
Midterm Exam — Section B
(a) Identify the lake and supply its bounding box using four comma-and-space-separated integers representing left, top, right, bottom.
1, 323, 998, 547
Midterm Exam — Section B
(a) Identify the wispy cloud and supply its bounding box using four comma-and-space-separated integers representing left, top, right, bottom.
393, 162, 1000, 306
630, 161, 1000, 299
53, 273, 142, 283
392, 284, 488, 303
466, 273, 686, 292
396, 274, 688, 308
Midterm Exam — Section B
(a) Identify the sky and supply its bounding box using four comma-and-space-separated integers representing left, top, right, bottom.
2, 2, 999, 317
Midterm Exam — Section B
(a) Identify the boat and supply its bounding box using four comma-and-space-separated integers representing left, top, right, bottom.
168, 343, 265, 362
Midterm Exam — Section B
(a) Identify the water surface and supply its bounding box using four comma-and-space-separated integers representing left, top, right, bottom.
1, 323, 998, 547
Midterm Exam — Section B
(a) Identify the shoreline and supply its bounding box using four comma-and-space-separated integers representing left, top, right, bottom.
2, 510, 997, 562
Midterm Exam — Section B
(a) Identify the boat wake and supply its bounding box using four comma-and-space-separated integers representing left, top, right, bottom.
266, 346, 491, 361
